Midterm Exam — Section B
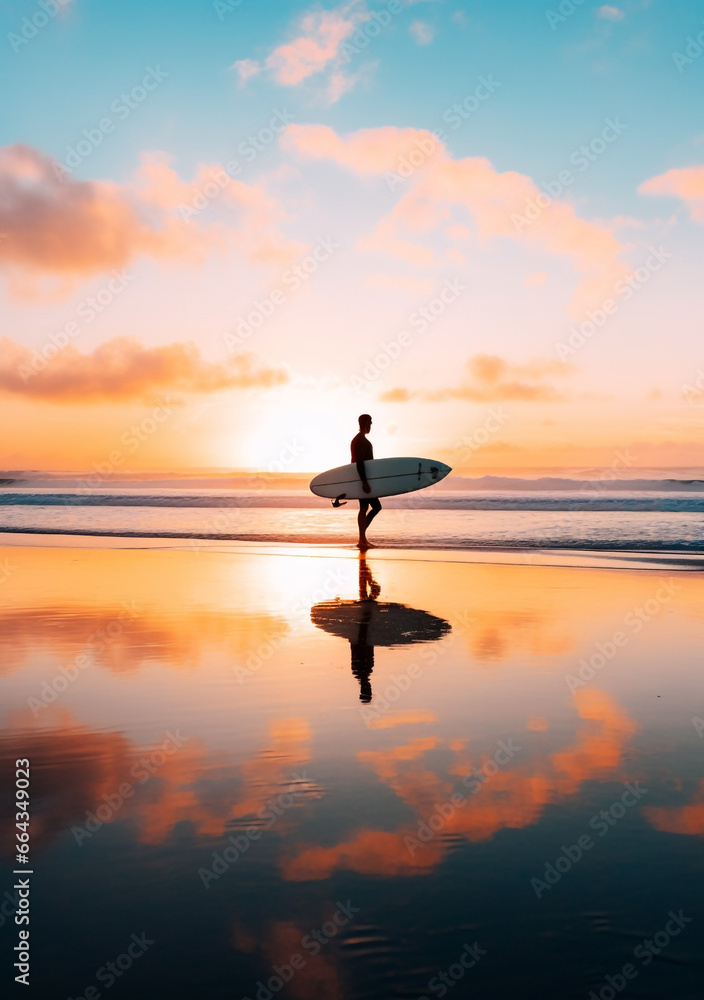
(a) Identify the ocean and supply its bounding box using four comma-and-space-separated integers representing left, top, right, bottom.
2, 471, 703, 554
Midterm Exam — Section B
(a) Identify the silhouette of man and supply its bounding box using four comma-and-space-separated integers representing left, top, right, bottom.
349, 555, 381, 702
351, 413, 381, 550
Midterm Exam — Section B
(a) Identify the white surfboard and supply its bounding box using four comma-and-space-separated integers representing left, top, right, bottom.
309, 457, 451, 501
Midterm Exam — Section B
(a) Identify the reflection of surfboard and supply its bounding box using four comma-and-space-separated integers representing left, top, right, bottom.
309, 457, 451, 501
311, 600, 451, 647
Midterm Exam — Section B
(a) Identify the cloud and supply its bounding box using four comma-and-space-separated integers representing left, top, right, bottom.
0, 337, 289, 402
364, 272, 435, 295
524, 271, 548, 288
380, 354, 575, 403
0, 145, 303, 295
232, 58, 262, 82
380, 386, 415, 402
282, 691, 638, 880
639, 165, 704, 224
232, 1, 369, 104
409, 20, 435, 45
283, 124, 630, 312
596, 5, 625, 20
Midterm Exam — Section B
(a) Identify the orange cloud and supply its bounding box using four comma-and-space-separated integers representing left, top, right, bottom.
233, 2, 368, 103
0, 603, 290, 677
283, 123, 443, 175
0, 145, 302, 295
0, 337, 289, 402
645, 781, 704, 836
0, 714, 316, 854
380, 354, 575, 403
639, 165, 704, 223
232, 919, 345, 1000
282, 690, 638, 880
283, 124, 631, 310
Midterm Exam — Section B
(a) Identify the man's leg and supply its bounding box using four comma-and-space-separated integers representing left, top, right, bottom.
358, 500, 370, 548
365, 498, 382, 530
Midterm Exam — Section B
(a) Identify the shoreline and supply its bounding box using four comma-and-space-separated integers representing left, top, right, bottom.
1, 530, 702, 573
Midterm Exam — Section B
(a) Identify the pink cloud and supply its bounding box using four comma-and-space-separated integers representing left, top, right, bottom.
233, 2, 369, 103
0, 145, 303, 296
283, 123, 631, 312
380, 354, 576, 403
639, 165, 704, 223
0, 336, 289, 402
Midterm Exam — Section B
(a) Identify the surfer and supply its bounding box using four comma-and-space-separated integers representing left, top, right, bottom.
351, 414, 381, 550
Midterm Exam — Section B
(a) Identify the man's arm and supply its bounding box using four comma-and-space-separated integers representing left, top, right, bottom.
352, 437, 371, 493
356, 458, 371, 491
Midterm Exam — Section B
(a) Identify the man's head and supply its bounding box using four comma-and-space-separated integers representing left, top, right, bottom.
358, 413, 372, 433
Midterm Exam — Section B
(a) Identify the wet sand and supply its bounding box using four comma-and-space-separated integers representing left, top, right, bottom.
1, 540, 703, 998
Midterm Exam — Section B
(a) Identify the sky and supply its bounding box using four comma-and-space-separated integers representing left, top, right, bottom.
1, 0, 703, 473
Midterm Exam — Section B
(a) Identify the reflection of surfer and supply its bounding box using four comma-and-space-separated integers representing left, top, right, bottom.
310, 557, 450, 704
351, 414, 382, 550
351, 555, 381, 702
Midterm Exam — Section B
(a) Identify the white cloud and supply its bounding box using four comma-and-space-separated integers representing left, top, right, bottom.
597, 5, 625, 20
409, 20, 435, 45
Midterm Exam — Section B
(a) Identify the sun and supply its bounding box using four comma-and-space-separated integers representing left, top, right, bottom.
240, 399, 352, 473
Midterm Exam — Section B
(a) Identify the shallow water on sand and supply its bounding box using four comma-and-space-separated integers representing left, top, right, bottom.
1, 544, 703, 998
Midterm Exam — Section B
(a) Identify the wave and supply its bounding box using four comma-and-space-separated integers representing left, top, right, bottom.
3, 490, 704, 512
2, 524, 704, 555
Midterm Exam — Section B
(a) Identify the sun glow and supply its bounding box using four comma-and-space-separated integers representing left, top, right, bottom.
239, 398, 355, 474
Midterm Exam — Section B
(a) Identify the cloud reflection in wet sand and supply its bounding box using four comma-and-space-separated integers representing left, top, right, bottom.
282, 689, 639, 879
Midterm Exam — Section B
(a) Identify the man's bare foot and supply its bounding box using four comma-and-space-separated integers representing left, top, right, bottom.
357, 540, 376, 550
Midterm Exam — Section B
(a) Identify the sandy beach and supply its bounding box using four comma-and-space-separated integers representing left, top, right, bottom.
1, 538, 702, 998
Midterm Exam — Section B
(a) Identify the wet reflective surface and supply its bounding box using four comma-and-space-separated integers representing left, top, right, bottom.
1, 543, 703, 998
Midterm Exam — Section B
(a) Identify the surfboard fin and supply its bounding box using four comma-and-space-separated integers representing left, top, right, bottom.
332, 495, 347, 508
